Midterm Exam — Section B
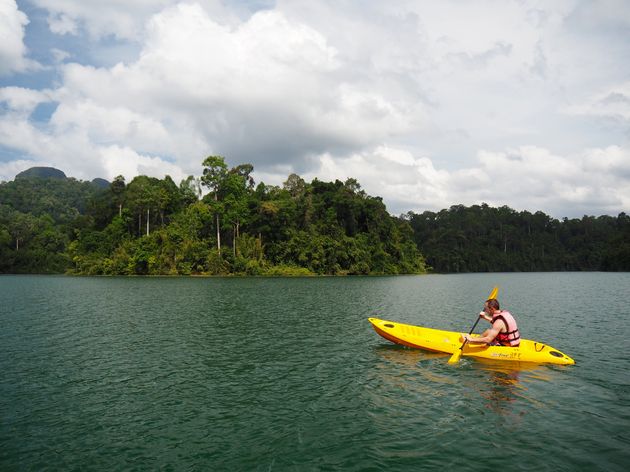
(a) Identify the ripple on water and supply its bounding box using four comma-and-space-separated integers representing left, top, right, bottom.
1, 274, 629, 471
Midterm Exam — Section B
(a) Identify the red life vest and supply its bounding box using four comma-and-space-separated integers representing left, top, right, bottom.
491, 310, 520, 347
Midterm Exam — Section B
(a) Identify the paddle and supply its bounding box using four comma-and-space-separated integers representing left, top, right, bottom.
447, 286, 499, 364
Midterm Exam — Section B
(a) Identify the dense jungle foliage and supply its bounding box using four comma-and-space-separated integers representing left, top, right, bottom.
1, 158, 628, 275
0, 157, 427, 275
406, 205, 630, 272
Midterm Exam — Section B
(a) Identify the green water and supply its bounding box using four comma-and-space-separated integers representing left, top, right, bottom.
1, 273, 628, 471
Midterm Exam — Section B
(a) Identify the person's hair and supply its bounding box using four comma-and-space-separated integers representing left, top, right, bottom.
486, 298, 500, 310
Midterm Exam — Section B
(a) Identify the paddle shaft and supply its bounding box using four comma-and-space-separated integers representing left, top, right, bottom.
461, 315, 482, 347
448, 286, 498, 364
466, 286, 496, 338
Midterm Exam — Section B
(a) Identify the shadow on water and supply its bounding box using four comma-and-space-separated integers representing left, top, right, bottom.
369, 344, 555, 417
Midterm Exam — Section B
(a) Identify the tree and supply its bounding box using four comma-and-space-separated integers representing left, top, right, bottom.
179, 176, 201, 206
111, 175, 126, 217
283, 173, 306, 198
223, 164, 255, 257
125, 176, 157, 236
9, 212, 36, 251
200, 156, 228, 256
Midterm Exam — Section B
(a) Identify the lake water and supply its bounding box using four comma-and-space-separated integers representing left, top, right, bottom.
1, 273, 629, 471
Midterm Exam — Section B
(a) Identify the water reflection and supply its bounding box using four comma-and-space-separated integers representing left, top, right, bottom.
373, 345, 443, 368
370, 346, 551, 418
472, 359, 550, 416
479, 366, 522, 414
368, 345, 455, 403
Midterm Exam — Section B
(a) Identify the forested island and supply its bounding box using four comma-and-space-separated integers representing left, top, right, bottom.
1, 157, 628, 275
0, 158, 426, 275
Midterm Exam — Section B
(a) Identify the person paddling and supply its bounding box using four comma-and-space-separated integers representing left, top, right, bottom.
462, 298, 520, 347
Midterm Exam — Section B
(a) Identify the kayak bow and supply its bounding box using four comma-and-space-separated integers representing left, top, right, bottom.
368, 317, 575, 365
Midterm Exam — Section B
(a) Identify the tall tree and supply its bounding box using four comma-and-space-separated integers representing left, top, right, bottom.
111, 175, 126, 217
179, 176, 202, 206
200, 156, 228, 256
223, 163, 255, 256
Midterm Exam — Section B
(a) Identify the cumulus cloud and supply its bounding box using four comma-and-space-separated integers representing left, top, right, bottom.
566, 81, 630, 125
299, 144, 630, 218
16, 3, 424, 175
32, 0, 234, 40
47, 12, 78, 35
99, 145, 186, 182
50, 47, 70, 63
0, 86, 52, 114
0, 0, 38, 75
0, 158, 37, 182
0, 85, 186, 183
1, 0, 629, 218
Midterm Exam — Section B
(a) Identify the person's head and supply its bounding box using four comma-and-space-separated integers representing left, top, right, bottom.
484, 298, 500, 314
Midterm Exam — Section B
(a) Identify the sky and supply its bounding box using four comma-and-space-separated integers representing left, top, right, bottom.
1, 0, 629, 218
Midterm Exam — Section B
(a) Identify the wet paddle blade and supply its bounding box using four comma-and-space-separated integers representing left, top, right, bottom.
447, 348, 462, 364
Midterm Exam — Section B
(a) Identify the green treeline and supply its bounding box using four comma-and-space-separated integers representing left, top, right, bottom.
0, 174, 105, 273
2, 159, 629, 275
406, 204, 630, 272
0, 157, 427, 276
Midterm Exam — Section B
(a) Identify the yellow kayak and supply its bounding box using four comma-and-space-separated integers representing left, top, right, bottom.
368, 317, 575, 365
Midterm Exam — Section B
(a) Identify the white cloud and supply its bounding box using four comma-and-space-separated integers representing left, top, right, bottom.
50, 99, 178, 155
566, 81, 630, 124
0, 107, 187, 183
582, 145, 630, 178
33, 0, 234, 40
50, 48, 70, 63
0, 86, 52, 115
298, 144, 630, 218
38, 3, 423, 172
1, 1, 629, 218
0, 159, 37, 182
47, 12, 77, 35
100, 145, 186, 182
0, 86, 188, 183
0, 0, 38, 75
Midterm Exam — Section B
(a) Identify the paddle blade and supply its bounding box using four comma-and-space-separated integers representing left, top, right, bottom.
488, 286, 499, 300
447, 348, 462, 364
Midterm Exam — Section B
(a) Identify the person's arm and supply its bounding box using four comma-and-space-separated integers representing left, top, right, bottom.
463, 319, 503, 344
479, 311, 492, 323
